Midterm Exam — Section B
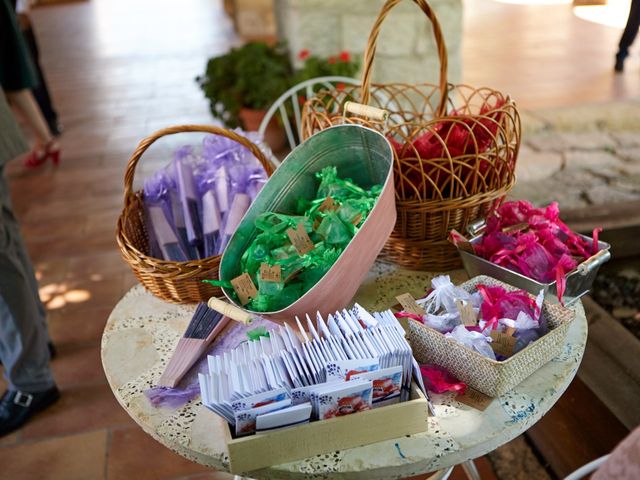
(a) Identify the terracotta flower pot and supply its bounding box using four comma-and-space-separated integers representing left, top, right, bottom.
238, 108, 287, 153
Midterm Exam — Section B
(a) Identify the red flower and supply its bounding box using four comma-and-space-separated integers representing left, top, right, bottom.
339, 51, 351, 62
328, 56, 336, 64
298, 49, 310, 60
336, 83, 345, 91
298, 95, 306, 106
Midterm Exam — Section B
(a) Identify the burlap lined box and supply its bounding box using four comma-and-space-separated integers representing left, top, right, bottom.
408, 275, 575, 397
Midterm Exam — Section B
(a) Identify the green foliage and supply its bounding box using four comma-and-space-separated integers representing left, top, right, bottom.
197, 44, 360, 129
197, 42, 293, 128
292, 50, 360, 84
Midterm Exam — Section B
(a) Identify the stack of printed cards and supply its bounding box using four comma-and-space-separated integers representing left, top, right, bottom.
199, 304, 416, 436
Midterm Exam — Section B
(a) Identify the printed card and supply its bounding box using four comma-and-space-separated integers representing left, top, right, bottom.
351, 366, 402, 407
313, 379, 373, 420
229, 387, 289, 412
235, 398, 291, 437
255, 403, 312, 432
290, 384, 315, 405
325, 358, 379, 382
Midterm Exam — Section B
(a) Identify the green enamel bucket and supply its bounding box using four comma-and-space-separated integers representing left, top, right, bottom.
218, 124, 396, 324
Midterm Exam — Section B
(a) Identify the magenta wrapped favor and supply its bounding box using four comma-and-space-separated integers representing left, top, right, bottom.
451, 200, 611, 305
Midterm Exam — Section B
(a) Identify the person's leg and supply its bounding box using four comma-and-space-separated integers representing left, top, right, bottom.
4, 89, 60, 167
0, 168, 54, 393
4, 89, 52, 147
0, 169, 50, 340
616, 0, 640, 71
21, 24, 60, 134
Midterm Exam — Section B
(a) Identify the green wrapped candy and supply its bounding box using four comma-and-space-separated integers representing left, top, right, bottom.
212, 166, 381, 312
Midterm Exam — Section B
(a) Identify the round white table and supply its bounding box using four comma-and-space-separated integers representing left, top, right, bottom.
101, 263, 587, 479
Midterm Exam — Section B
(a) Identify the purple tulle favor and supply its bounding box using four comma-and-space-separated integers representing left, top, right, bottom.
142, 129, 272, 261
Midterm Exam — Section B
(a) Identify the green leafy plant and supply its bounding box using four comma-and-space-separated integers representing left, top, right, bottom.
197, 42, 293, 128
197, 44, 360, 129
293, 49, 360, 85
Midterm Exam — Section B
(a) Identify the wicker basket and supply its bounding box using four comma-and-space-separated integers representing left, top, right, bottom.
407, 276, 575, 397
301, 0, 521, 270
116, 125, 275, 304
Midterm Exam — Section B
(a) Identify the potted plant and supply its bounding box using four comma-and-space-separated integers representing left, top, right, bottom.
197, 42, 293, 150
293, 49, 360, 85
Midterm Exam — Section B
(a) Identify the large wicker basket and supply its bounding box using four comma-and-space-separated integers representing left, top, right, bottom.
116, 125, 275, 304
408, 276, 575, 397
301, 0, 521, 270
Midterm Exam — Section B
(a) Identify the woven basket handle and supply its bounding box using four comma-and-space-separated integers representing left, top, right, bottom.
360, 0, 449, 117
123, 124, 275, 203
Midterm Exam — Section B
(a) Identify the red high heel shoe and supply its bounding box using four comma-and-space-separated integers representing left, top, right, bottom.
24, 141, 61, 168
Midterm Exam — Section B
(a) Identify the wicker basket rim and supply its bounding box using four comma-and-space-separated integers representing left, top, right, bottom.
394, 182, 515, 208
116, 124, 274, 282
359, 0, 448, 116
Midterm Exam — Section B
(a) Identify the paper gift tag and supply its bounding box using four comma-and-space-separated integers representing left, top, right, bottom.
350, 213, 363, 226
502, 222, 529, 234
396, 293, 424, 316
457, 387, 493, 411
449, 229, 474, 254
318, 196, 339, 212
260, 263, 281, 283
286, 223, 315, 255
489, 331, 517, 357
231, 273, 258, 305
456, 300, 477, 326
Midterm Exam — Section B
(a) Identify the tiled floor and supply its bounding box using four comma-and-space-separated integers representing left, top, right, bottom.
0, 0, 637, 478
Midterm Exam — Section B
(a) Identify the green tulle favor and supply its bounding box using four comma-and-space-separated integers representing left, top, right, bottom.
206, 166, 381, 312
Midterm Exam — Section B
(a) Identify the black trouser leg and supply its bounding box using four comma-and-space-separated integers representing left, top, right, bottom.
22, 25, 58, 125
618, 0, 640, 58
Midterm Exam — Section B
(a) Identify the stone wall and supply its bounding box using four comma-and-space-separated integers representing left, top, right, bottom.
274, 0, 462, 86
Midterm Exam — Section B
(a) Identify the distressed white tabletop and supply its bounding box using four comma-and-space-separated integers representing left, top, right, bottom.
101, 263, 587, 479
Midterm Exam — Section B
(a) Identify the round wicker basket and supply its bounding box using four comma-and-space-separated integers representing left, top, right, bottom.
301, 0, 521, 270
116, 125, 275, 304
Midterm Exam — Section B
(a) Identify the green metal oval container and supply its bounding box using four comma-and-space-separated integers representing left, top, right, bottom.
219, 124, 396, 324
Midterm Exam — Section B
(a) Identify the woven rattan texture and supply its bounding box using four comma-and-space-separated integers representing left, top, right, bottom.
301, 0, 521, 269
407, 276, 575, 397
116, 125, 274, 304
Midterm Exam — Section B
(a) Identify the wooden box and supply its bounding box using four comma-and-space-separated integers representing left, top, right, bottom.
224, 383, 429, 474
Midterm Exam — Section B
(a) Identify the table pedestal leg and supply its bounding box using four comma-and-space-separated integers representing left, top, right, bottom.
461, 459, 481, 480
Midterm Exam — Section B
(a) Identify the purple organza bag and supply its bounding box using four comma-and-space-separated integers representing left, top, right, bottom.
142, 129, 271, 262
143, 171, 188, 261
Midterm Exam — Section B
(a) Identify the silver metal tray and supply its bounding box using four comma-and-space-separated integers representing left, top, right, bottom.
456, 219, 611, 305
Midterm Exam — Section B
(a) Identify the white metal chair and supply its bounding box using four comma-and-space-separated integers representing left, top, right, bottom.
564, 454, 610, 480
258, 76, 361, 155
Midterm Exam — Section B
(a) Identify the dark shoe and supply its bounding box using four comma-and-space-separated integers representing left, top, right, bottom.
0, 386, 60, 437
48, 119, 63, 137
48, 342, 57, 360
614, 52, 627, 72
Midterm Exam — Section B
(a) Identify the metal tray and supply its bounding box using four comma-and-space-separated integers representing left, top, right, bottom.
456, 219, 611, 305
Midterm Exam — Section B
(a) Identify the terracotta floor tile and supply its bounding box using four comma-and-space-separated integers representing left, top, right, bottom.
48, 306, 112, 347
40, 275, 126, 312
21, 383, 133, 441
0, 430, 21, 447
51, 343, 106, 388
66, 250, 130, 278
106, 427, 211, 480
0, 430, 107, 480
35, 257, 70, 284
174, 474, 235, 480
